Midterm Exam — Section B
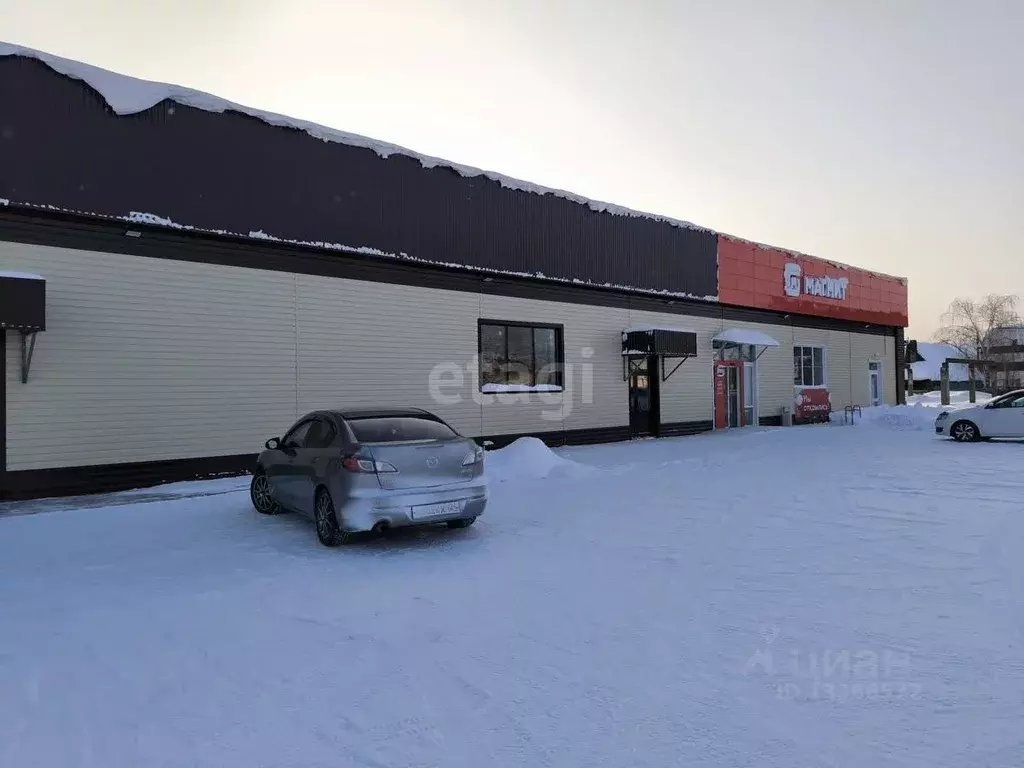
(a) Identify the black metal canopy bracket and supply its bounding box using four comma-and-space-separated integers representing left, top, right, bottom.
661, 355, 691, 381
20, 331, 38, 384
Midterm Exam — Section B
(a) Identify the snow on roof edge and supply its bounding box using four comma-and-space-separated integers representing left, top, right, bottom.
0, 41, 709, 235
713, 328, 781, 347
5, 201, 720, 303
623, 324, 698, 335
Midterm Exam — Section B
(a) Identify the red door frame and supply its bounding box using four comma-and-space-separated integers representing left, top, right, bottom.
714, 360, 745, 429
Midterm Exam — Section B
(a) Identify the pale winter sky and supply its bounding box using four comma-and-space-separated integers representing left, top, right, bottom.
2, 0, 1021, 337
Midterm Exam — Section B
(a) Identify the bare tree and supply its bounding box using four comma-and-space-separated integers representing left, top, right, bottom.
936, 294, 1021, 360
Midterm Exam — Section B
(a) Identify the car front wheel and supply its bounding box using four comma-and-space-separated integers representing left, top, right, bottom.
950, 420, 980, 442
250, 471, 282, 515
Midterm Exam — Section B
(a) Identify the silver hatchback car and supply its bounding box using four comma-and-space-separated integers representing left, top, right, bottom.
250, 408, 487, 546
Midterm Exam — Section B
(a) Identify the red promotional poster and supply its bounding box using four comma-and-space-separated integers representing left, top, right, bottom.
795, 389, 831, 423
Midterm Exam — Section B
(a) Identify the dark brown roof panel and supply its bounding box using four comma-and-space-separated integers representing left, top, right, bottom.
0, 55, 719, 299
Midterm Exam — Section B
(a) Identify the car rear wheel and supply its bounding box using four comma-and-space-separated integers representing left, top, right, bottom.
951, 420, 980, 442
315, 489, 354, 547
250, 471, 281, 515
447, 517, 477, 530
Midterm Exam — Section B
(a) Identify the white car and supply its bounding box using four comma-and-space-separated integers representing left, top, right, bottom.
935, 389, 1024, 441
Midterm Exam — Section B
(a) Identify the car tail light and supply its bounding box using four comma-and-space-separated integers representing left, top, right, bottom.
462, 446, 485, 466
341, 455, 398, 473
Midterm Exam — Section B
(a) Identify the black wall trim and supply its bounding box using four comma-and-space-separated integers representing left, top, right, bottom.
2, 454, 257, 501
0, 329, 6, 499
0, 208, 899, 337
759, 415, 784, 427
2, 421, 731, 500
659, 420, 715, 437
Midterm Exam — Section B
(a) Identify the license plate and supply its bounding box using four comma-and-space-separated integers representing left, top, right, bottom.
412, 501, 463, 520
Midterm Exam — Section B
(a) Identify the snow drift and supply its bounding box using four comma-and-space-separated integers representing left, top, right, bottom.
833, 393, 993, 432
836, 405, 941, 431
485, 437, 592, 482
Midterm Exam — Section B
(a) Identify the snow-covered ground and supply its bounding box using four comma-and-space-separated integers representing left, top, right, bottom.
2, 420, 1023, 767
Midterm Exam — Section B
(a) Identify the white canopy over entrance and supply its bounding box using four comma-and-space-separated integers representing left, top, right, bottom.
712, 328, 780, 348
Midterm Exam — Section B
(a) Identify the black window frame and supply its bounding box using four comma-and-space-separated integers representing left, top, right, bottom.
793, 345, 827, 388
477, 319, 565, 391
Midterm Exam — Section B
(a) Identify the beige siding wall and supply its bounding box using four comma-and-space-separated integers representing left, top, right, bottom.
827, 331, 853, 410
625, 310, 722, 425
295, 275, 483, 438
2, 242, 298, 471
2, 240, 900, 472
746, 322, 795, 421
884, 335, 898, 405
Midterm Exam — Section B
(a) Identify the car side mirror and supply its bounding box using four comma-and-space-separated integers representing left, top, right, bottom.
265, 437, 282, 450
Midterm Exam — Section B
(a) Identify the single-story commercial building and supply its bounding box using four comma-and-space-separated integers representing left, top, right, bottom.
0, 44, 909, 500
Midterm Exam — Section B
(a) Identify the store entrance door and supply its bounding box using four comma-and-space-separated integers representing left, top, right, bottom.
714, 360, 745, 429
868, 362, 882, 406
628, 356, 660, 437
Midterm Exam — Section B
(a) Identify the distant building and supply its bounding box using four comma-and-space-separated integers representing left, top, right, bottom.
907, 342, 982, 393
983, 326, 1024, 392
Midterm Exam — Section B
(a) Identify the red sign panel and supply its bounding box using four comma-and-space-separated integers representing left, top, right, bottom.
795, 388, 832, 423
717, 236, 909, 327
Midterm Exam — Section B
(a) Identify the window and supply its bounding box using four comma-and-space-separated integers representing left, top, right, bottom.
794, 346, 826, 387
282, 421, 312, 448
304, 419, 336, 449
348, 416, 458, 443
479, 321, 564, 390
992, 394, 1024, 409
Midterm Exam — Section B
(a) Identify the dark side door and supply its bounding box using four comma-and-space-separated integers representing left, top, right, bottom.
628, 356, 661, 437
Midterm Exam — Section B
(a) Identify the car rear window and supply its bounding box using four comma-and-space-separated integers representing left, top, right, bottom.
347, 416, 458, 443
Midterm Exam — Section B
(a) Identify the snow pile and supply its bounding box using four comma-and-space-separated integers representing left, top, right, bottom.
485, 437, 591, 482
830, 404, 936, 431
832, 391, 994, 431
480, 383, 563, 394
